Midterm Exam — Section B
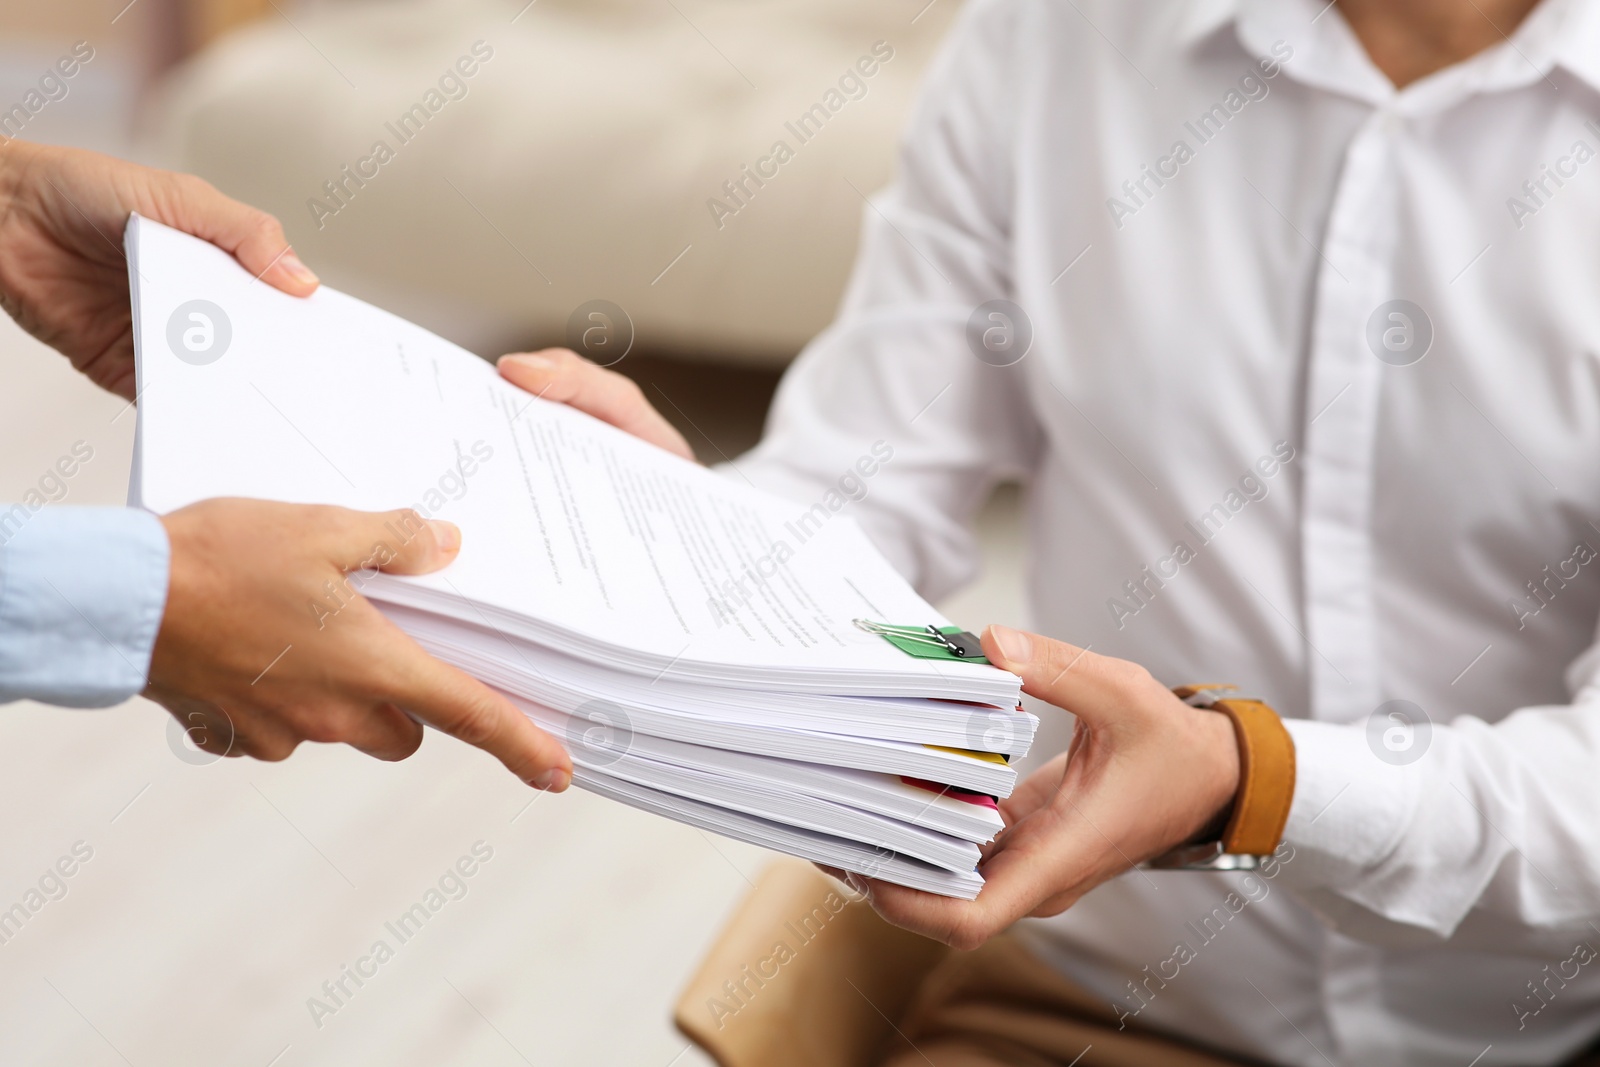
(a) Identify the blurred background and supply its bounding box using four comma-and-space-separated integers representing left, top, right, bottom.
0, 1, 1036, 1063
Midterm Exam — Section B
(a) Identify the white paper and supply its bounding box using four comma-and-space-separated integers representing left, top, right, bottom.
128, 216, 1020, 705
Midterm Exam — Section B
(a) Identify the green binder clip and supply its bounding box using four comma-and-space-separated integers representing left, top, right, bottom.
853, 619, 989, 663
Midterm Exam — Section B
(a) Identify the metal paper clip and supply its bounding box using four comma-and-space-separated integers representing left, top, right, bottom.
853, 619, 977, 657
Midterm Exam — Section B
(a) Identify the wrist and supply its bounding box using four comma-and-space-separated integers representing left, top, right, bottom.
148, 507, 209, 688
0, 139, 47, 316
0, 138, 40, 223
1149, 686, 1296, 869
1196, 708, 1243, 836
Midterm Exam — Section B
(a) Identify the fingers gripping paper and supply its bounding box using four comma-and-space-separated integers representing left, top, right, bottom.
127, 216, 1031, 898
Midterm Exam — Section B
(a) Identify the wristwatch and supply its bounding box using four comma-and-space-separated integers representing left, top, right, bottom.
1143, 685, 1296, 871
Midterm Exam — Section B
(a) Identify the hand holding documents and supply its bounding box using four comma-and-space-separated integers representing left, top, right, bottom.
127, 216, 1033, 898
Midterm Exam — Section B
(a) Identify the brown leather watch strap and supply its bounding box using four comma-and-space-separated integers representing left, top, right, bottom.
1172, 685, 1296, 856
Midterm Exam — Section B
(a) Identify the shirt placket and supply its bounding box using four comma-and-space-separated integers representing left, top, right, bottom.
1299, 104, 1400, 1062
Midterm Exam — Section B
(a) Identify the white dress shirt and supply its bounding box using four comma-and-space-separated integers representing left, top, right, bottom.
737, 0, 1600, 1063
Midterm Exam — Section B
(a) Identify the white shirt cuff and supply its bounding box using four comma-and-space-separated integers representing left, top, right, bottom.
0, 506, 170, 707
1274, 718, 1421, 893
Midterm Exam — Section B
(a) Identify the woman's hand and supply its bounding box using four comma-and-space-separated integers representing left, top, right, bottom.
148, 499, 572, 790
0, 143, 569, 789
849, 625, 1242, 950
497, 348, 694, 461
0, 139, 317, 398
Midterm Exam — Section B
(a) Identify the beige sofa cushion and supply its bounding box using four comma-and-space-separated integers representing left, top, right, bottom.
148, 0, 960, 365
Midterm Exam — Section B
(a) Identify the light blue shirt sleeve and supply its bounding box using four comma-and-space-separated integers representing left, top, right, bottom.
0, 506, 170, 708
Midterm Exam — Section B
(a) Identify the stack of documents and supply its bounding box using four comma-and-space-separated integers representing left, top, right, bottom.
127, 217, 1033, 898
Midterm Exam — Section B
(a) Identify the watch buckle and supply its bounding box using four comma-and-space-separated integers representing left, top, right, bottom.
1142, 840, 1262, 871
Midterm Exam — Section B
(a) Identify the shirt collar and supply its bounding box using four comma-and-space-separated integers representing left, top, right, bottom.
1554, 0, 1600, 94
1174, 0, 1240, 49
1207, 0, 1600, 112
